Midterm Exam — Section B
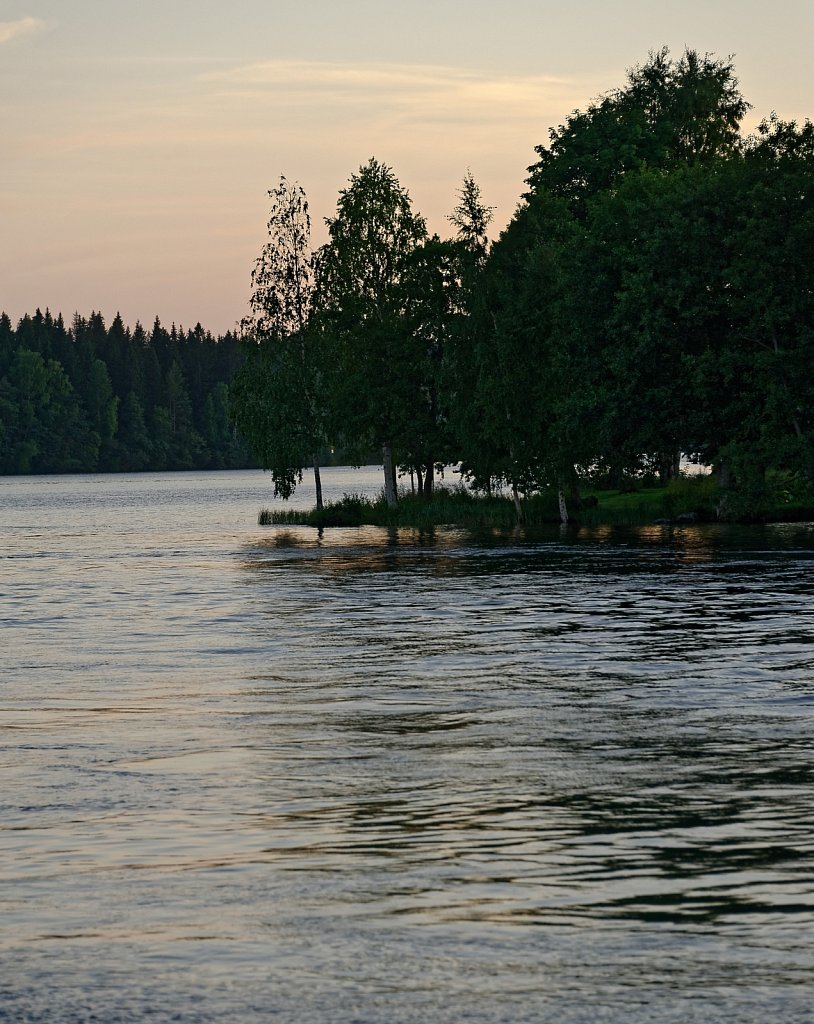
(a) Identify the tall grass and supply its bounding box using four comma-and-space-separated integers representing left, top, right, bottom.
257, 473, 812, 529
257, 481, 694, 529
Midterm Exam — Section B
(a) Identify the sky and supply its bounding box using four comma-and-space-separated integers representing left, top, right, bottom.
2, 0, 813, 336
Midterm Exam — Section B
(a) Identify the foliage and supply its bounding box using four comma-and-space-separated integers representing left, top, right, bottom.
456, 47, 813, 519
527, 47, 749, 212
316, 157, 430, 504
231, 176, 327, 502
0, 309, 253, 474
448, 170, 494, 257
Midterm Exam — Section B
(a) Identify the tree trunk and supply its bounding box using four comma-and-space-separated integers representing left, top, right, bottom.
383, 444, 397, 508
416, 466, 424, 498
390, 457, 398, 504
558, 489, 569, 524
424, 461, 434, 500
312, 456, 323, 511
512, 482, 524, 524
659, 451, 682, 485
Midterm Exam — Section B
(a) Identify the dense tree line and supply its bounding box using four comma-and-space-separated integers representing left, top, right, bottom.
233, 48, 814, 517
0, 310, 254, 473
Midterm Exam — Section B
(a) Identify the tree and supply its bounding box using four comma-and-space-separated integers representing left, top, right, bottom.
0, 348, 97, 472
231, 176, 326, 507
316, 157, 428, 506
397, 235, 463, 497
466, 192, 574, 515
448, 170, 494, 258
86, 358, 119, 468
470, 47, 753, 514
527, 47, 749, 213
699, 116, 814, 498
117, 391, 153, 470
202, 382, 233, 468
551, 164, 734, 482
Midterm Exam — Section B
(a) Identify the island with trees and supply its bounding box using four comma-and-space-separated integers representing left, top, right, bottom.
233, 48, 814, 526
3, 48, 813, 525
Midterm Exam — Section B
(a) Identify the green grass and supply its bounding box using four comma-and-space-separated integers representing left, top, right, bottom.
259, 476, 712, 529
576, 475, 721, 525
257, 472, 814, 529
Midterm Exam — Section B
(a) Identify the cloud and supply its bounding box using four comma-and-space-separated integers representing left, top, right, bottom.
201, 60, 587, 129
206, 60, 573, 92
26, 58, 594, 161
0, 16, 46, 44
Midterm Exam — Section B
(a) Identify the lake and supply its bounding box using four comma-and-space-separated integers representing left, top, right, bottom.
1, 468, 813, 1022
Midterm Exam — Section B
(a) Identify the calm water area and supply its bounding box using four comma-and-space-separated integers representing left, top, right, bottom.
1, 468, 813, 1022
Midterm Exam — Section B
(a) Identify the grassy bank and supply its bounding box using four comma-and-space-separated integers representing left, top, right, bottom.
258, 473, 814, 529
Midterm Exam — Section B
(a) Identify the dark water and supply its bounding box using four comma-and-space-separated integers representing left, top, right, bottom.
1, 470, 813, 1022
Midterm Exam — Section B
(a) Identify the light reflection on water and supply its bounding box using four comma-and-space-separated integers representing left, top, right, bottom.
1, 470, 813, 1023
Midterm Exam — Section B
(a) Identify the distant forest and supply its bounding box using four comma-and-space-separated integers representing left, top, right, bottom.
0, 310, 255, 473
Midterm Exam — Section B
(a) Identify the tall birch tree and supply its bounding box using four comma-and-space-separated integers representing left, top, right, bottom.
231, 176, 326, 507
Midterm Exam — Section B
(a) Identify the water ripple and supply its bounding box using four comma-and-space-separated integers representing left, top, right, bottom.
1, 472, 813, 1022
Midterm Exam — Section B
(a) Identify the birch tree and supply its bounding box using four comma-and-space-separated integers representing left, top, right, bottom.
231, 176, 326, 507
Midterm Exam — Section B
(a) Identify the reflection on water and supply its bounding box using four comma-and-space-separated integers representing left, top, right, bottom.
1, 471, 813, 1023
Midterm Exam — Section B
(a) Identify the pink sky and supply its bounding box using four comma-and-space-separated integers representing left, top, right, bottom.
3, 1, 812, 335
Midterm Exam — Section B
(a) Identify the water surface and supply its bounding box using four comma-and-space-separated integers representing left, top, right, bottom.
2, 470, 813, 1022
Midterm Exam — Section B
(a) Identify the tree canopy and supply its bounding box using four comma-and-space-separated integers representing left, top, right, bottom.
527, 47, 750, 211
315, 158, 430, 505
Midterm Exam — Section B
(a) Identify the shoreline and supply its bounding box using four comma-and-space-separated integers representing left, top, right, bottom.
258, 480, 814, 531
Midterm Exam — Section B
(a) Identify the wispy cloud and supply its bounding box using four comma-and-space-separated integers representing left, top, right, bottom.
201, 59, 586, 127
205, 60, 574, 91
0, 16, 47, 45
26, 58, 595, 159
